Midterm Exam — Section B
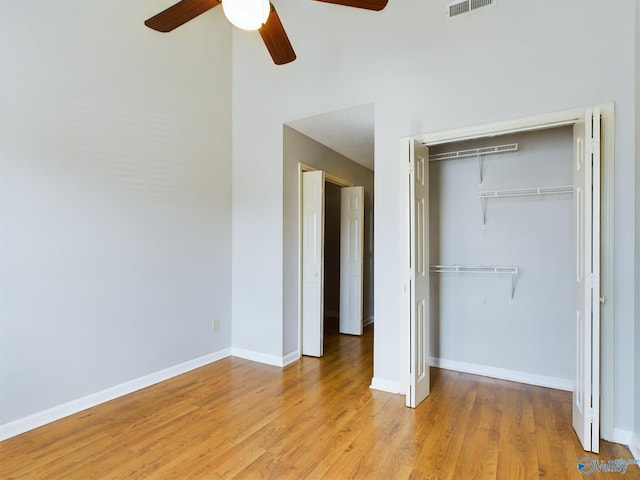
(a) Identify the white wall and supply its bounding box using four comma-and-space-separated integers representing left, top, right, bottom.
0, 1, 233, 426
231, 0, 637, 436
429, 128, 574, 388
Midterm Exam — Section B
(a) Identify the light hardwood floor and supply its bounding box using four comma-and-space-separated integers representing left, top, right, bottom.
1, 321, 638, 480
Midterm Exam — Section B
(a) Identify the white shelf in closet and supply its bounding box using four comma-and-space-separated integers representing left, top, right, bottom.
428, 143, 519, 185
479, 185, 574, 230
429, 264, 519, 303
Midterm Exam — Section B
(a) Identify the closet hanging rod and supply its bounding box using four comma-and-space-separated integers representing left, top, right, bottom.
428, 143, 518, 162
478, 185, 574, 199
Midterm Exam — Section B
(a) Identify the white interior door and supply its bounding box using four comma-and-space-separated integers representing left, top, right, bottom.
572, 108, 601, 453
340, 186, 364, 335
302, 170, 325, 357
406, 138, 430, 408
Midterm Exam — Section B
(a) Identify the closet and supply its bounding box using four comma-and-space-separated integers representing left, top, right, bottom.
427, 126, 575, 389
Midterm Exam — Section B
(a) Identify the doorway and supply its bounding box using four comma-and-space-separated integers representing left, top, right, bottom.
283, 106, 375, 366
324, 181, 342, 332
300, 166, 366, 357
403, 105, 614, 454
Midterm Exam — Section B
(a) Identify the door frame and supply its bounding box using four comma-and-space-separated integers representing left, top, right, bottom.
401, 103, 615, 440
297, 163, 353, 356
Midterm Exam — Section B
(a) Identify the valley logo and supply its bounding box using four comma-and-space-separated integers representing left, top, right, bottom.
577, 457, 640, 475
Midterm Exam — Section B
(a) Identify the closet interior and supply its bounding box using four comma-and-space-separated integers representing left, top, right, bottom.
427, 126, 575, 389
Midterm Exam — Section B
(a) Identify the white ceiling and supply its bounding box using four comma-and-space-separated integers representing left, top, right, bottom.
286, 103, 375, 171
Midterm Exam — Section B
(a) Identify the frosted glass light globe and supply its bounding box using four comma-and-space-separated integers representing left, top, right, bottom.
222, 0, 270, 31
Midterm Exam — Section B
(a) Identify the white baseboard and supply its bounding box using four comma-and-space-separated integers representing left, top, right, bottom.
370, 377, 404, 394
282, 351, 300, 366
612, 428, 634, 446
0, 348, 232, 441
431, 357, 573, 391
630, 433, 640, 461
231, 347, 292, 367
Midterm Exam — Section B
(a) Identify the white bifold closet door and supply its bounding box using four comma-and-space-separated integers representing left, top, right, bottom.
572, 108, 601, 453
302, 170, 325, 358
406, 138, 431, 408
339, 186, 364, 335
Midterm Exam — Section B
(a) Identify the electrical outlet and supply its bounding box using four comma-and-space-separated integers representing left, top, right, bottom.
212, 319, 220, 332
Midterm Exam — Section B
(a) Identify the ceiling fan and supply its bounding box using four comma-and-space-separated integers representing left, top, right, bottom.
145, 0, 388, 65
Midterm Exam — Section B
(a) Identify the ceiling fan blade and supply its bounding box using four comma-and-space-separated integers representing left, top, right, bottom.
259, 4, 296, 65
145, 0, 221, 32
314, 0, 388, 11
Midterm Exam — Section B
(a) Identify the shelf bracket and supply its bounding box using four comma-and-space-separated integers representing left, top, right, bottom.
481, 196, 488, 231
509, 269, 518, 304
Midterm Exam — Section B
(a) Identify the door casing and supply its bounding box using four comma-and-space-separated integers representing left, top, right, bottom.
400, 104, 615, 442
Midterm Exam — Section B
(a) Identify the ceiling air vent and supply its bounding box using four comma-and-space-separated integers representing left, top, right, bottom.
448, 0, 495, 19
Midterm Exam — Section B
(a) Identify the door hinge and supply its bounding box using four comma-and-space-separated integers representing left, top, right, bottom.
586, 138, 594, 155
586, 137, 600, 159
587, 274, 600, 289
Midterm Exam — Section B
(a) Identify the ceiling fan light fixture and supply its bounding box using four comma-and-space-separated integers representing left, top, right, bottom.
222, 0, 270, 30
145, 0, 387, 65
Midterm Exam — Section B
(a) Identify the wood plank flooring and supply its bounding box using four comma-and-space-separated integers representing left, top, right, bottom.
1, 321, 638, 479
